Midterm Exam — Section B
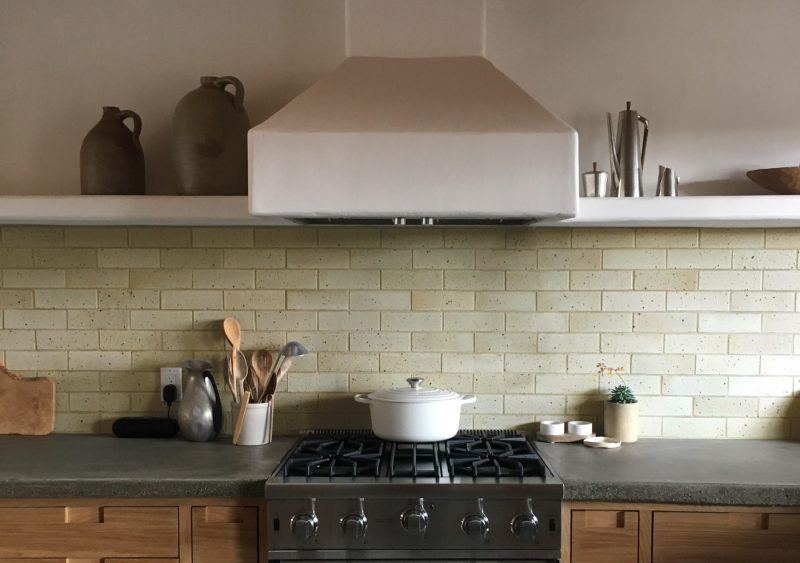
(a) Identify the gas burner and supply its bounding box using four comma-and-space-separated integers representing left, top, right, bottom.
388, 441, 441, 478
283, 435, 383, 477
445, 432, 547, 478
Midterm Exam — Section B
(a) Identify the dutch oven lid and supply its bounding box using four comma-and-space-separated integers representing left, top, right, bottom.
367, 377, 461, 403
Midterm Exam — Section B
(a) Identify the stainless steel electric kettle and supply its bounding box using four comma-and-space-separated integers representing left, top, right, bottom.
178, 359, 222, 441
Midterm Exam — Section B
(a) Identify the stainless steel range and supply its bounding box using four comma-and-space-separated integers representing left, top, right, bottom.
265, 429, 563, 562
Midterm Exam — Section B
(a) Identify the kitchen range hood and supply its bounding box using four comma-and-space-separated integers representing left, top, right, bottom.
248, 56, 578, 225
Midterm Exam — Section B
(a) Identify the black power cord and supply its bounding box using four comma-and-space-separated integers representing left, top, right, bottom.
163, 384, 178, 419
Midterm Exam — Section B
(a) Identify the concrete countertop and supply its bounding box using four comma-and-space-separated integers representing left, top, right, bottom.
0, 434, 296, 498
535, 438, 800, 506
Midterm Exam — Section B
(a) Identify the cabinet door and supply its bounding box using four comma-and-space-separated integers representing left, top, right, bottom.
0, 506, 179, 558
191, 505, 259, 563
653, 511, 800, 562
571, 509, 639, 563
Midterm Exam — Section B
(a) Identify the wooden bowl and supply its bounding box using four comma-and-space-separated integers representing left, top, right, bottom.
746, 165, 800, 194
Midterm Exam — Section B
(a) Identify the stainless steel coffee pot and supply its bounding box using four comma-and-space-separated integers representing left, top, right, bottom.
178, 359, 222, 441
607, 101, 649, 197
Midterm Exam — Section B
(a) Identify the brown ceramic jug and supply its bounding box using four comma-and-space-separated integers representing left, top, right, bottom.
172, 76, 249, 195
80, 106, 145, 195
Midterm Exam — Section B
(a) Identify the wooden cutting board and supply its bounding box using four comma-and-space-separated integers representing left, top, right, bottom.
0, 365, 55, 435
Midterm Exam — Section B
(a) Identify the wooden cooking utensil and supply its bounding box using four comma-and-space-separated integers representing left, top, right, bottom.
250, 349, 272, 401
232, 390, 250, 445
222, 317, 242, 350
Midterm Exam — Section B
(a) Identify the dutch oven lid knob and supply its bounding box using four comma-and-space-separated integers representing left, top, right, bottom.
407, 377, 424, 389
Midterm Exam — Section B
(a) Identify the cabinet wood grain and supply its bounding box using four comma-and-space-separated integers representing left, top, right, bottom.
191, 505, 259, 563
571, 509, 638, 563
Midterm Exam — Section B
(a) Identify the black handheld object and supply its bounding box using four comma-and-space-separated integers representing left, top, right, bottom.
112, 417, 179, 438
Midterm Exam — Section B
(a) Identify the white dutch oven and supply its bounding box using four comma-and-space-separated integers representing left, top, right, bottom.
354, 377, 477, 442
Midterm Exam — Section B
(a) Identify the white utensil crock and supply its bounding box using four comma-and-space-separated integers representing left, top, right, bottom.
231, 400, 272, 446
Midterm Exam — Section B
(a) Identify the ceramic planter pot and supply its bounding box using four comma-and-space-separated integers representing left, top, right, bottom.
354, 377, 476, 442
604, 401, 638, 443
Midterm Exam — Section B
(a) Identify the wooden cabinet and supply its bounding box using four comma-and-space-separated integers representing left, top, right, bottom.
565, 502, 800, 563
0, 498, 264, 563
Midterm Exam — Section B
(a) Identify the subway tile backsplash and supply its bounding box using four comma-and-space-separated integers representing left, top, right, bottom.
1, 226, 799, 439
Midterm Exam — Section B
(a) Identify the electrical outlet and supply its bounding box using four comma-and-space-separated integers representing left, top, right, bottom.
160, 367, 182, 402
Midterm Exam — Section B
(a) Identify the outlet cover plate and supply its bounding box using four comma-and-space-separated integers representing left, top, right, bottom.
160, 367, 182, 402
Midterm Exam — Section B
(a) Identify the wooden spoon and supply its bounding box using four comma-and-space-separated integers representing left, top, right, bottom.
232, 390, 250, 445
250, 349, 272, 401
222, 318, 242, 350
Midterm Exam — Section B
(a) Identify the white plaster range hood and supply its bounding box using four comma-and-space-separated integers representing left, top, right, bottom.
248, 56, 578, 225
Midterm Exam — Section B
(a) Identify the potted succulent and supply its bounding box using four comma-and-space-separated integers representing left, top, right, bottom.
597, 362, 638, 443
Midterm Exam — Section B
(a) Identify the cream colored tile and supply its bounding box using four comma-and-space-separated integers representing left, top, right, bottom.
129, 227, 191, 247
97, 289, 158, 310
734, 249, 797, 270
192, 227, 253, 247
319, 270, 378, 289
2, 227, 63, 247
765, 229, 800, 248
160, 248, 224, 268
444, 270, 504, 290
600, 374, 661, 395
698, 270, 762, 290
69, 392, 99, 412
319, 311, 378, 331
667, 291, 729, 311
99, 330, 162, 350
318, 352, 378, 373
638, 417, 663, 437
190, 269, 253, 289
694, 397, 758, 417
37, 330, 98, 350
222, 289, 283, 310
381, 352, 442, 372
382, 269, 443, 290
255, 227, 318, 248
638, 396, 692, 416
539, 291, 601, 311
0, 329, 35, 350
98, 248, 159, 268
223, 248, 285, 268
97, 392, 131, 412
68, 309, 129, 330
726, 418, 790, 439
288, 248, 349, 269
259, 310, 319, 331
351, 249, 411, 270
65, 227, 128, 247
729, 376, 793, 396
380, 228, 443, 249
288, 372, 349, 393
445, 228, 506, 248
565, 395, 603, 416
665, 334, 727, 354
0, 290, 34, 308
475, 291, 534, 312
763, 271, 800, 290
662, 417, 726, 438
572, 228, 634, 248
631, 354, 693, 375
571, 271, 633, 290
602, 291, 664, 311
506, 353, 566, 373
476, 249, 536, 270
68, 351, 130, 371
464, 394, 503, 414
255, 269, 316, 289
162, 330, 220, 351
759, 397, 800, 417
761, 355, 800, 375
35, 249, 98, 269
567, 353, 629, 374
382, 311, 442, 331
538, 333, 599, 353
474, 333, 536, 353
4, 309, 66, 329
730, 334, 792, 354
349, 373, 411, 393
731, 291, 795, 311
412, 290, 473, 311
473, 373, 532, 394
603, 249, 665, 270
352, 290, 411, 310
601, 333, 663, 353
412, 332, 474, 352
48, 371, 101, 392
570, 312, 632, 332
350, 332, 410, 352
696, 354, 760, 375
413, 249, 474, 269
5, 351, 67, 370
443, 311, 503, 332
633, 312, 696, 333
287, 290, 348, 310
536, 374, 597, 394
4, 269, 65, 288
318, 228, 381, 248
129, 310, 191, 330
634, 270, 697, 290
35, 289, 97, 309
504, 394, 566, 415
129, 269, 192, 289
130, 351, 189, 371
662, 375, 727, 395
506, 270, 569, 290
506, 228, 571, 249
472, 414, 532, 429
538, 249, 602, 270
667, 249, 731, 269
635, 228, 698, 248
287, 331, 348, 353
506, 312, 569, 332
700, 229, 764, 248
66, 268, 128, 288
53, 413, 103, 433
0, 248, 33, 267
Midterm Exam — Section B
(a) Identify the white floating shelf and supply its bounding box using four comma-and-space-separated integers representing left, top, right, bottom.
0, 194, 799, 227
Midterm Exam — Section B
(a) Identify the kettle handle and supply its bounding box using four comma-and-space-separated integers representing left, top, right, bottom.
203, 370, 223, 434
214, 76, 245, 112
638, 114, 649, 169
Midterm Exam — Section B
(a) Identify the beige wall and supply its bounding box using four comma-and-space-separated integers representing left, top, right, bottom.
1, 226, 798, 439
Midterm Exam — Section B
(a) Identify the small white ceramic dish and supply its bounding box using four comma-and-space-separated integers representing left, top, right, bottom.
568, 420, 593, 436
583, 436, 621, 449
539, 420, 565, 436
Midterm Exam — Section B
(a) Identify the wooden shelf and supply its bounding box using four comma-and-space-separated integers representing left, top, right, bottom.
1, 194, 799, 227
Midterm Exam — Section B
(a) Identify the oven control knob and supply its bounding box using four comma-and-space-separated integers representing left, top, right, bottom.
461, 513, 490, 539
400, 499, 428, 535
291, 512, 319, 540
511, 513, 539, 541
341, 513, 368, 540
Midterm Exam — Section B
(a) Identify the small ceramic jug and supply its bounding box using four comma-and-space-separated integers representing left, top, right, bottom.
80, 106, 145, 195
172, 76, 249, 195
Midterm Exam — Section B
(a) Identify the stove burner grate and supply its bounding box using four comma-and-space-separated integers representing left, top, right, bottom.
283, 435, 384, 477
445, 432, 547, 478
